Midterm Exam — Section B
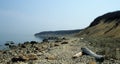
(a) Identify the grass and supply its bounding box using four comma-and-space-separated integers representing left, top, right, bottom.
82, 36, 120, 60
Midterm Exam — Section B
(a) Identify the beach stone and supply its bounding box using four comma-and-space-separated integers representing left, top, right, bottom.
26, 53, 38, 60
21, 44, 26, 48
61, 42, 68, 44
54, 43, 60, 46
4, 43, 9, 46
36, 52, 43, 56
11, 53, 38, 62
17, 62, 28, 64
42, 45, 48, 49
30, 41, 38, 44
11, 55, 29, 62
42, 39, 48, 42
88, 61, 96, 64
49, 43, 55, 47
45, 55, 57, 60
0, 50, 3, 54
62, 37, 67, 40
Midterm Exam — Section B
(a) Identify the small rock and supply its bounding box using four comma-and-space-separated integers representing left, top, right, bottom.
4, 43, 9, 46
61, 42, 68, 44
88, 61, 96, 64
36, 52, 43, 56
43, 39, 49, 42
42, 45, 48, 49
0, 50, 3, 54
21, 44, 26, 48
30, 41, 38, 44
45, 55, 57, 60
54, 43, 59, 46
26, 53, 38, 60
62, 37, 67, 40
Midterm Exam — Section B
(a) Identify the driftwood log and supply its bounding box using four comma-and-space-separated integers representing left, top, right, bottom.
81, 48, 104, 62
73, 47, 104, 62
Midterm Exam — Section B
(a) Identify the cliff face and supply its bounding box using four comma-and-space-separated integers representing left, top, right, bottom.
77, 11, 120, 38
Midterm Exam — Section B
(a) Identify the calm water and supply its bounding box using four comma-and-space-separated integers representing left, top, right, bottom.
0, 33, 42, 46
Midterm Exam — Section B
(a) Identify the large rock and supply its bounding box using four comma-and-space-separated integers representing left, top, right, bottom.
11, 53, 38, 62
11, 55, 29, 62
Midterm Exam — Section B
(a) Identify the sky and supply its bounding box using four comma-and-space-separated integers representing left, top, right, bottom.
0, 0, 120, 36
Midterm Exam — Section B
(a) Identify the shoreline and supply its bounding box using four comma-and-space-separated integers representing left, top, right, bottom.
0, 37, 119, 64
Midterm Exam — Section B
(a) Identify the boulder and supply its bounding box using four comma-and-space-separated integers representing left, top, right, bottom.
11, 55, 29, 62
11, 53, 38, 62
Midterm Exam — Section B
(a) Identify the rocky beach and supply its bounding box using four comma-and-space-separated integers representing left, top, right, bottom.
1, 11, 120, 64
0, 37, 119, 64
1, 0, 120, 64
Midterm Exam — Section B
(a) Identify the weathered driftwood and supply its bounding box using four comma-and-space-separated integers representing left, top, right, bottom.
73, 47, 104, 62
81, 47, 104, 62
72, 52, 82, 58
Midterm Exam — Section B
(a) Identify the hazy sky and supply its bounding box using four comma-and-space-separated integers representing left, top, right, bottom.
0, 0, 120, 35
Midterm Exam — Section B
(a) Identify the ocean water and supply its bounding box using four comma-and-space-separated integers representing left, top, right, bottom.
0, 34, 42, 46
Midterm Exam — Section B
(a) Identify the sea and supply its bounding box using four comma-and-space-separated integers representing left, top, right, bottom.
0, 34, 42, 50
